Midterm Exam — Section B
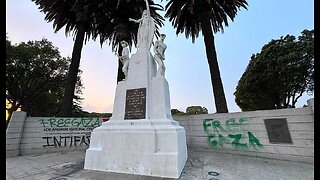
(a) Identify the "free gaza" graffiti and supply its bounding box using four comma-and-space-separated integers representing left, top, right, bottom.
39, 117, 101, 128
203, 118, 262, 150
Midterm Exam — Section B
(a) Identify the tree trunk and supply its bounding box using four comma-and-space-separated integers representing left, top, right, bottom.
58, 26, 86, 117
200, 14, 228, 113
117, 44, 125, 83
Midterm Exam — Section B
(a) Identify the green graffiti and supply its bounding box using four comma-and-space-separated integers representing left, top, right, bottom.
212, 120, 225, 131
218, 134, 230, 147
239, 117, 248, 125
225, 117, 248, 131
248, 131, 262, 147
207, 134, 218, 146
225, 118, 238, 130
203, 119, 212, 134
204, 119, 225, 132
203, 118, 263, 150
39, 117, 101, 128
228, 134, 247, 148
207, 134, 231, 147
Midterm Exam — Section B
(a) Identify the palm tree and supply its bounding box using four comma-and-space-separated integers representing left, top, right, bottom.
32, 0, 99, 116
164, 0, 248, 113
93, 0, 164, 82
33, 0, 164, 116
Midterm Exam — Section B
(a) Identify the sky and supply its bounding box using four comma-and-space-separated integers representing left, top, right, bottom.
6, 0, 314, 114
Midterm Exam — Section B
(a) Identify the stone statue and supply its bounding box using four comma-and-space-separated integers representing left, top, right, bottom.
153, 34, 167, 77
118, 40, 130, 80
129, 0, 155, 50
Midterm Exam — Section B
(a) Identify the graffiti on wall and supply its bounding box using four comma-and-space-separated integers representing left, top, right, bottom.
39, 117, 108, 147
42, 135, 90, 147
203, 118, 262, 150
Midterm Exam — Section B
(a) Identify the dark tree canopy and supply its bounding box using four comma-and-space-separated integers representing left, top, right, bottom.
234, 29, 314, 111
165, 0, 248, 43
6, 38, 84, 125
171, 109, 185, 115
186, 106, 208, 115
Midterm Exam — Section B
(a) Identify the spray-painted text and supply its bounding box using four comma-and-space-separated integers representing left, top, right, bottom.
203, 118, 262, 150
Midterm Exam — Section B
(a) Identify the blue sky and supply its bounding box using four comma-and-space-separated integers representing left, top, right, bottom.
6, 0, 314, 113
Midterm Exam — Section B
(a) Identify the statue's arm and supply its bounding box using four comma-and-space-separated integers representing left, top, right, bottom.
153, 41, 159, 54
145, 0, 150, 14
117, 54, 124, 64
129, 18, 142, 23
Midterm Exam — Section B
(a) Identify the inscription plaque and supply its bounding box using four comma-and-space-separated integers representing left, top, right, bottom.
264, 118, 292, 143
124, 88, 146, 119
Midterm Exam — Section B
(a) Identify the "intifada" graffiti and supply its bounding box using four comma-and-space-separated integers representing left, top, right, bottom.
203, 118, 262, 150
42, 135, 90, 147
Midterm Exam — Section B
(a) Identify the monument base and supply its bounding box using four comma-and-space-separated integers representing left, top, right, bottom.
84, 119, 187, 179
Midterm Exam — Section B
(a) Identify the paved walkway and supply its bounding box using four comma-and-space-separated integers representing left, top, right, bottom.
6, 150, 313, 180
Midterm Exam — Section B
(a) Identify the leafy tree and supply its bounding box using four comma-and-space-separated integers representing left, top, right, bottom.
6, 38, 83, 127
171, 109, 185, 115
186, 106, 208, 115
234, 30, 314, 111
164, 0, 248, 113
32, 0, 105, 117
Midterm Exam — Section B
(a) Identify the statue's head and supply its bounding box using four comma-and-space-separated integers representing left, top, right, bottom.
120, 41, 128, 47
142, 10, 149, 17
160, 34, 166, 40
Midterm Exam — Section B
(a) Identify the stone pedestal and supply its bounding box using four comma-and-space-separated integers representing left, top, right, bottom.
84, 49, 187, 178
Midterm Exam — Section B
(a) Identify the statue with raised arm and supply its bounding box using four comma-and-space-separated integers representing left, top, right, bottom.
129, 0, 155, 50
118, 40, 130, 80
153, 34, 167, 77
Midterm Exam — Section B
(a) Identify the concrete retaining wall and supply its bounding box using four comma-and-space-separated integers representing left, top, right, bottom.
6, 115, 109, 156
174, 106, 314, 163
6, 111, 27, 157
6, 99, 314, 164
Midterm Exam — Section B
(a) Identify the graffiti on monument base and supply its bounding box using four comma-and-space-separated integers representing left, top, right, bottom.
38, 117, 105, 148
203, 118, 262, 150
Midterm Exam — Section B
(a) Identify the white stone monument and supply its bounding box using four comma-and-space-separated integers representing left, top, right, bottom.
84, 1, 187, 178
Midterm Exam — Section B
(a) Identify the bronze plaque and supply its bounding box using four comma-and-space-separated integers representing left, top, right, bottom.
264, 118, 292, 143
124, 88, 146, 119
